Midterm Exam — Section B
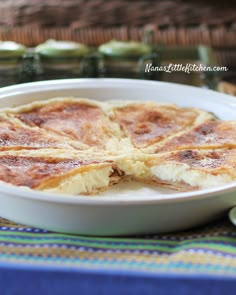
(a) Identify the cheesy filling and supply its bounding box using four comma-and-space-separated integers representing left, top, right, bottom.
42, 165, 113, 195
151, 163, 233, 189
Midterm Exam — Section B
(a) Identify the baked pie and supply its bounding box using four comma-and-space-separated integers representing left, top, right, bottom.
0, 97, 235, 194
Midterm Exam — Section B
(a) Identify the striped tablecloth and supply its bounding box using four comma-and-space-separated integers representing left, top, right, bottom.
0, 217, 236, 277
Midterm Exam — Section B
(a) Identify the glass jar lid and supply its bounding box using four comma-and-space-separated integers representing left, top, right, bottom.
98, 40, 152, 57
35, 40, 90, 58
0, 41, 26, 58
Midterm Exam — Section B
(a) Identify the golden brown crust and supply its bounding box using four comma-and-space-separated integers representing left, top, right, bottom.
0, 154, 108, 188
154, 149, 236, 173
9, 99, 122, 151
111, 102, 213, 149
0, 114, 78, 151
156, 121, 236, 153
0, 97, 235, 194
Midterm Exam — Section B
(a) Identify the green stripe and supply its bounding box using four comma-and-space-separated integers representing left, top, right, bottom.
1, 230, 236, 246
0, 226, 232, 243
1, 236, 236, 254
1, 231, 236, 247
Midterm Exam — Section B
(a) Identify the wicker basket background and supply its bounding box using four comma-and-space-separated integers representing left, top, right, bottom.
1, 0, 235, 28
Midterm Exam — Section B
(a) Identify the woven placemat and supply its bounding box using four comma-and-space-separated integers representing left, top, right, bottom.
0, 217, 236, 276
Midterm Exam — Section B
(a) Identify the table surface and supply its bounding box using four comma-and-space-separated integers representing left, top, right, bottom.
1, 216, 236, 294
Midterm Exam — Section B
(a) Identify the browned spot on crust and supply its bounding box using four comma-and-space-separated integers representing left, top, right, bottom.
113, 104, 198, 148
161, 149, 235, 170
197, 123, 215, 135
0, 118, 72, 150
15, 102, 114, 148
156, 121, 236, 153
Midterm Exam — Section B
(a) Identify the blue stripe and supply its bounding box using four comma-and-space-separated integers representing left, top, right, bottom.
0, 254, 236, 275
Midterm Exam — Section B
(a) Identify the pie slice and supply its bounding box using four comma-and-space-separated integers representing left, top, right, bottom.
155, 121, 236, 153
0, 114, 80, 151
146, 148, 236, 191
0, 149, 125, 195
109, 101, 215, 150
7, 98, 123, 151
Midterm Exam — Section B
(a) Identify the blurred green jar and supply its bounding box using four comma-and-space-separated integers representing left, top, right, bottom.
98, 40, 158, 79
0, 41, 26, 87
35, 40, 93, 80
